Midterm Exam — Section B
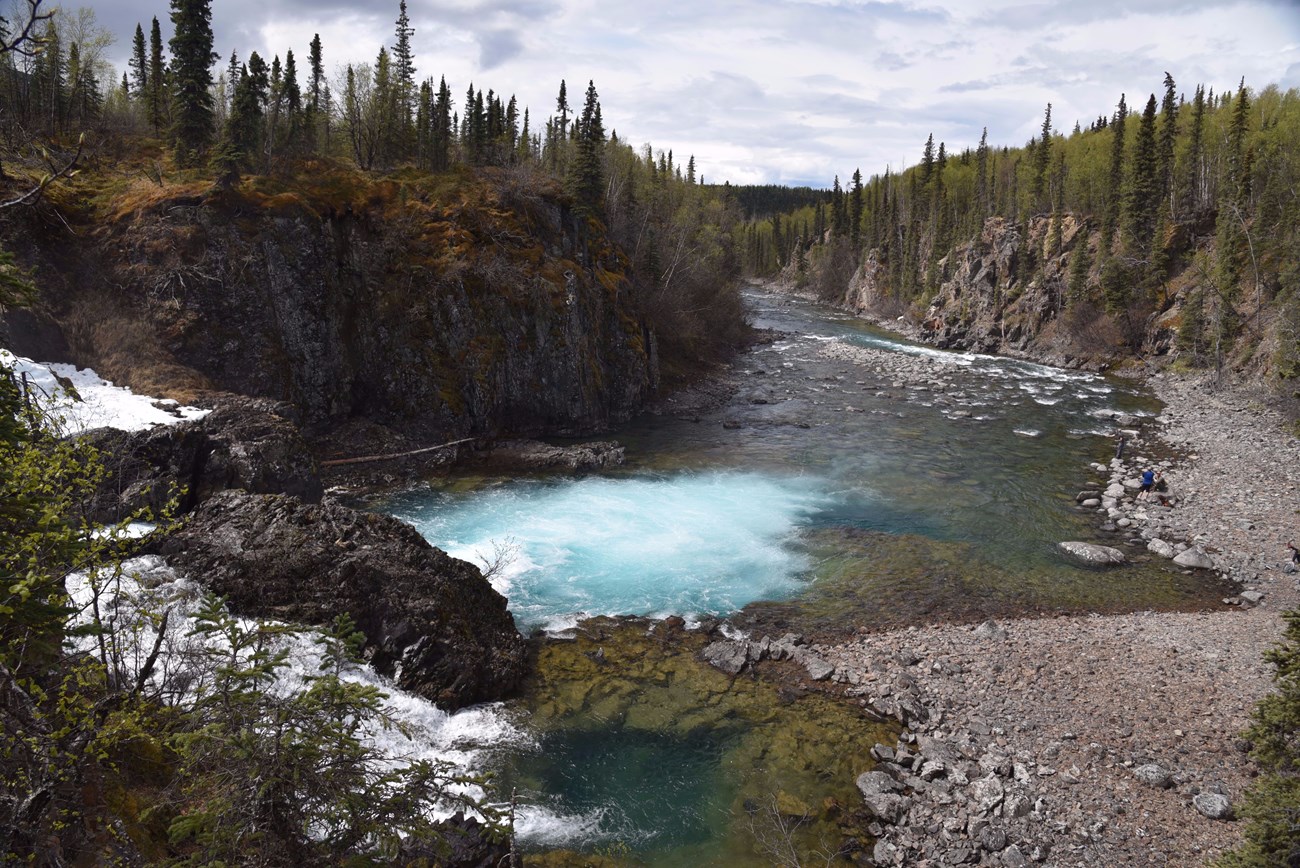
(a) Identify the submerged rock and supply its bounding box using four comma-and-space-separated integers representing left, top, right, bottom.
1056, 541, 1128, 566
472, 438, 625, 472
152, 490, 526, 710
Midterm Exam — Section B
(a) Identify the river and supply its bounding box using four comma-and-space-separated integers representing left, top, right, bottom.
381, 286, 1225, 863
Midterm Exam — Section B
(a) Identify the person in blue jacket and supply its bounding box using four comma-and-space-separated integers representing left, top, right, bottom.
1138, 468, 1156, 500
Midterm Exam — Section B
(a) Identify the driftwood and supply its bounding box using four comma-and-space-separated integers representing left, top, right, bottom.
319, 437, 478, 467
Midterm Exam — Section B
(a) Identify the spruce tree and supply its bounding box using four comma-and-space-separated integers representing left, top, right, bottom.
566, 80, 605, 216
168, 0, 216, 164
1123, 94, 1159, 254
129, 24, 148, 101
432, 76, 451, 171
975, 127, 989, 222
1099, 93, 1128, 257
1156, 72, 1178, 215
1183, 85, 1207, 212
392, 0, 415, 153
849, 168, 864, 248
149, 17, 166, 131
1030, 103, 1052, 211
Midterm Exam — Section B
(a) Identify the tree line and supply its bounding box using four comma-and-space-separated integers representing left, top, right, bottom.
743, 75, 1300, 378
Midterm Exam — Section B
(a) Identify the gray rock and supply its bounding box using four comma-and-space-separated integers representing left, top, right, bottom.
700, 640, 749, 675
972, 775, 1005, 814
1147, 538, 1177, 558
1133, 763, 1173, 789
872, 839, 898, 866
857, 770, 903, 797
1080, 498, 1101, 508
973, 619, 1007, 641
980, 826, 1008, 852
802, 653, 835, 682
1173, 548, 1215, 570
1240, 590, 1265, 605
1001, 844, 1027, 867
1057, 541, 1128, 566
861, 791, 910, 825
1192, 792, 1232, 820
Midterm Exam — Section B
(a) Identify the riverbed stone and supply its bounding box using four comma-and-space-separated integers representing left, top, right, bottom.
1148, 538, 1178, 558
1057, 541, 1128, 566
1173, 548, 1215, 569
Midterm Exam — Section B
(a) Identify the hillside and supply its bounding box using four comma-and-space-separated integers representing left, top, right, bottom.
750, 78, 1300, 419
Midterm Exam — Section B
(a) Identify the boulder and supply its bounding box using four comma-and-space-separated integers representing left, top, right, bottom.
1057, 541, 1128, 566
1173, 548, 1215, 570
856, 771, 909, 824
701, 640, 750, 675
1147, 538, 1177, 559
1133, 763, 1173, 789
151, 491, 527, 710
81, 396, 321, 522
1192, 792, 1232, 820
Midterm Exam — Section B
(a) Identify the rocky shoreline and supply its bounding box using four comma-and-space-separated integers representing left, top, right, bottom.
703, 355, 1299, 865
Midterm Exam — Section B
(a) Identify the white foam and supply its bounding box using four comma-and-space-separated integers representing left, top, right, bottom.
1, 350, 209, 434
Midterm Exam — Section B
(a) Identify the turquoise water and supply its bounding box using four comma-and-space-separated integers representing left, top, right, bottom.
388, 471, 831, 632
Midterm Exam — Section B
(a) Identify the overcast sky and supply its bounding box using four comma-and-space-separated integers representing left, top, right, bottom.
90, 0, 1300, 187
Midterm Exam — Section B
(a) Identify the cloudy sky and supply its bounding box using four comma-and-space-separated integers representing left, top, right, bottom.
91, 0, 1300, 187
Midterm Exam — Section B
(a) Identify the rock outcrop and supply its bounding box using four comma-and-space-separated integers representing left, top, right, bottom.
36, 173, 656, 445
80, 396, 321, 521
151, 490, 527, 710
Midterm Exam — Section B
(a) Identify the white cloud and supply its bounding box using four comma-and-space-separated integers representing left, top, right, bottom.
93, 0, 1300, 186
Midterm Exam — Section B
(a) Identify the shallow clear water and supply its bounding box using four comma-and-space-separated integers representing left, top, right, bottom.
381, 286, 1225, 860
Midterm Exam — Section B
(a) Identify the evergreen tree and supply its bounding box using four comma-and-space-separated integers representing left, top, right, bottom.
830, 175, 846, 236
1215, 81, 1253, 303
129, 23, 148, 100
168, 0, 216, 164
149, 17, 166, 131
1123, 94, 1159, 254
432, 76, 452, 171
975, 127, 990, 221
566, 80, 605, 216
1156, 72, 1178, 215
1030, 102, 1052, 211
849, 168, 864, 248
1099, 93, 1128, 257
392, 0, 415, 153
920, 133, 935, 187
1183, 85, 1207, 212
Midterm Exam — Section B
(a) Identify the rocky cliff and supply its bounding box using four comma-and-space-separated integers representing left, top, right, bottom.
828, 213, 1281, 377
4, 163, 656, 446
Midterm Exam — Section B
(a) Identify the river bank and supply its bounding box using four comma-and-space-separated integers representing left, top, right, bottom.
808, 365, 1300, 866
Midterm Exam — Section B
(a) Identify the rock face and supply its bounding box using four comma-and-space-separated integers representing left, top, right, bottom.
80, 396, 322, 521
1056, 541, 1128, 566
58, 178, 655, 444
152, 490, 527, 710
